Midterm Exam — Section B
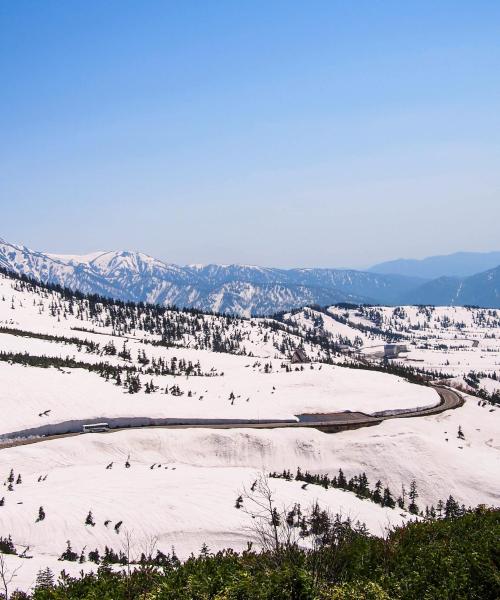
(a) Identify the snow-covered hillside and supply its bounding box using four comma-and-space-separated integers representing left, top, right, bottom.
310, 305, 500, 399
0, 269, 498, 594
0, 270, 436, 438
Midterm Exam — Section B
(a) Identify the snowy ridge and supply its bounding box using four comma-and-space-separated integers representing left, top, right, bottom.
0, 238, 425, 315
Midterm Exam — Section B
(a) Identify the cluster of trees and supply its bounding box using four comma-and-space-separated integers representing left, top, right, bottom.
57, 539, 179, 568
269, 468, 470, 520
2, 507, 498, 599
342, 357, 450, 386
0, 348, 215, 397
464, 370, 500, 405
4, 269, 305, 358
58, 541, 128, 566
334, 303, 500, 340
0, 327, 99, 354
0, 535, 15, 554
327, 307, 407, 342
1, 469, 22, 495
270, 468, 402, 512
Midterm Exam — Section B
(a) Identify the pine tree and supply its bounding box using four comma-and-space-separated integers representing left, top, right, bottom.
0, 535, 15, 554
88, 549, 100, 564
382, 487, 396, 508
36, 506, 46, 522
35, 567, 55, 590
397, 484, 407, 509
199, 543, 210, 557
85, 510, 95, 526
357, 472, 370, 498
408, 480, 419, 515
337, 468, 347, 488
59, 540, 78, 562
445, 495, 460, 519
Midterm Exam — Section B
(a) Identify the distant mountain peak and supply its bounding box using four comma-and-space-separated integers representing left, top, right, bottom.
370, 251, 500, 279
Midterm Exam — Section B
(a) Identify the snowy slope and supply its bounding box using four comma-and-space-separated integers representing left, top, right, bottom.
0, 271, 436, 438
1, 397, 498, 593
322, 304, 500, 397
0, 268, 499, 594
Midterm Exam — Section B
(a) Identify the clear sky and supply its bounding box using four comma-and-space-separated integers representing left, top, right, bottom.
1, 1, 499, 268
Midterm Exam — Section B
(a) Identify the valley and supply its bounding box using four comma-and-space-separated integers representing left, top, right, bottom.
0, 268, 498, 593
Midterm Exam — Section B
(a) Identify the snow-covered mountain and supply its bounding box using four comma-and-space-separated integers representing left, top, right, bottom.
0, 238, 423, 315
405, 265, 500, 307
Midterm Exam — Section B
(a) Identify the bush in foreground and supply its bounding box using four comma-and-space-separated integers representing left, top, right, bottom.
7, 507, 499, 600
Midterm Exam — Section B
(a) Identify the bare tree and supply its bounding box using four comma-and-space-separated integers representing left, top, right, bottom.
0, 553, 22, 600
239, 473, 300, 555
121, 531, 134, 600
139, 534, 159, 567
239, 474, 372, 587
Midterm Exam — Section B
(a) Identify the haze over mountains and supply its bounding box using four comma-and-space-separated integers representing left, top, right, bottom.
370, 251, 500, 279
1, 238, 499, 314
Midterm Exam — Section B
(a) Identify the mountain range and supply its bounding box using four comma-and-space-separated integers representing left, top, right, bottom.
369, 251, 500, 279
1, 238, 499, 314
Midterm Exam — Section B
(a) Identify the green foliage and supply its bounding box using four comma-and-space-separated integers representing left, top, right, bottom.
19, 508, 500, 600
320, 581, 391, 600
382, 506, 500, 599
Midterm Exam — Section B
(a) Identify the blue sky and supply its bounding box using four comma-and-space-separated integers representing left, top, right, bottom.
1, 1, 499, 268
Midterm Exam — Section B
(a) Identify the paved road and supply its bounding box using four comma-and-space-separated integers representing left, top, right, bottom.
0, 385, 463, 450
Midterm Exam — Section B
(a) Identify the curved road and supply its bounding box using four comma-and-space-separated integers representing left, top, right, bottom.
0, 385, 464, 450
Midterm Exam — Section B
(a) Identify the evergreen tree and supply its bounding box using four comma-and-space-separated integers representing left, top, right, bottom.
59, 540, 78, 562
357, 472, 370, 498
337, 468, 347, 488
35, 567, 55, 590
373, 480, 383, 505
88, 549, 100, 564
408, 480, 419, 515
445, 495, 461, 519
0, 535, 16, 554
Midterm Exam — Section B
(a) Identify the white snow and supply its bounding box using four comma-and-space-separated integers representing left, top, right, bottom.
0, 271, 499, 594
